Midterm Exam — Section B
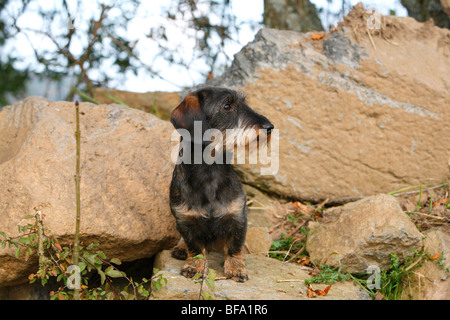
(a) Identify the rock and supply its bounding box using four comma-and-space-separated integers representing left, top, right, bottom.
0, 282, 54, 300
206, 5, 450, 202
151, 250, 370, 300
0, 96, 179, 287
243, 184, 277, 255
93, 88, 180, 121
306, 194, 423, 273
243, 227, 273, 256
404, 227, 450, 300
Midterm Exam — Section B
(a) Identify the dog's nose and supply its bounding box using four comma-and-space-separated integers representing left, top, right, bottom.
262, 123, 274, 134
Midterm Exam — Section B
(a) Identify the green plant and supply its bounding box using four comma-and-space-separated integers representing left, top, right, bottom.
348, 249, 449, 300
305, 263, 349, 285
347, 253, 412, 300
0, 212, 166, 300
269, 233, 306, 262
378, 253, 405, 299
191, 254, 216, 300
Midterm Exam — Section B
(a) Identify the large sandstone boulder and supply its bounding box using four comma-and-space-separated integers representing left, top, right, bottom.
0, 97, 179, 286
306, 194, 423, 273
206, 4, 450, 202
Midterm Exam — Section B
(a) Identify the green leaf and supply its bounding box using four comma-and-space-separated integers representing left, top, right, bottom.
0, 232, 5, 238
193, 254, 205, 260
120, 291, 129, 300
78, 261, 87, 273
201, 291, 211, 300
97, 250, 106, 259
98, 269, 106, 285
83, 253, 98, 265
138, 285, 149, 297
9, 240, 18, 248
110, 258, 121, 265
192, 272, 202, 281
153, 279, 163, 291
206, 269, 216, 291
15, 246, 21, 258
19, 237, 31, 245
105, 266, 123, 278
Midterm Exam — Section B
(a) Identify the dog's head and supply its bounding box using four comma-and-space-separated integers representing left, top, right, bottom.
171, 87, 273, 146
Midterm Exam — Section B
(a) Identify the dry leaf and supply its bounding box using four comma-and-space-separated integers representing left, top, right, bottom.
313, 210, 323, 218
298, 256, 310, 266
315, 284, 332, 296
433, 198, 448, 207
307, 284, 332, 298
292, 201, 301, 209
311, 34, 325, 40
375, 292, 384, 300
292, 201, 311, 214
54, 242, 62, 252
307, 285, 316, 298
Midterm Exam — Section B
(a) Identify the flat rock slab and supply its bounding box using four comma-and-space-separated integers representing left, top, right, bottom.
152, 250, 370, 300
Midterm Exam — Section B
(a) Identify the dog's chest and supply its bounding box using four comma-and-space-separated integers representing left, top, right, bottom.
172, 164, 245, 219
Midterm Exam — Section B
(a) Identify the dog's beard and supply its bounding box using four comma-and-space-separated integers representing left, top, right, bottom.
216, 121, 271, 165
201, 118, 272, 166
222, 118, 265, 150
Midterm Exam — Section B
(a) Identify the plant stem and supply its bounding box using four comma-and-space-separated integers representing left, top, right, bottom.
35, 211, 47, 269
73, 100, 81, 300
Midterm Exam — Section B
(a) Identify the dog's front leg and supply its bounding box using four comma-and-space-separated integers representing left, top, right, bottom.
224, 228, 249, 282
179, 238, 207, 278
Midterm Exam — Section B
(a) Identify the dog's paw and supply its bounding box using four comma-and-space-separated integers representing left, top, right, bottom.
224, 255, 249, 282
171, 246, 188, 260
180, 258, 207, 278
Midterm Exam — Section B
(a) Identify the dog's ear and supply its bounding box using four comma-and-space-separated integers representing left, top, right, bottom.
171, 92, 207, 139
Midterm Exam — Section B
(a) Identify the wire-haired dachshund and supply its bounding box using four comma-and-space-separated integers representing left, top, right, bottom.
169, 87, 273, 282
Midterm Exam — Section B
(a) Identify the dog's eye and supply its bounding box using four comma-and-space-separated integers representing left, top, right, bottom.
224, 104, 232, 111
